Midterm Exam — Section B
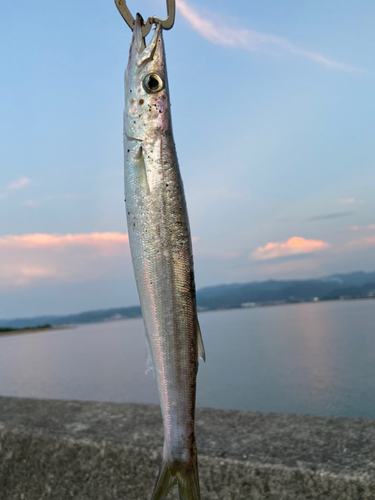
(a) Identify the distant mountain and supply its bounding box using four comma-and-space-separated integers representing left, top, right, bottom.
196, 271, 375, 310
0, 306, 141, 329
322, 282, 375, 300
196, 280, 336, 309
320, 271, 375, 286
1, 270, 375, 328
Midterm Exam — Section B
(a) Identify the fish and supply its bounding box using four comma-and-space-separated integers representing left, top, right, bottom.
123, 14, 205, 500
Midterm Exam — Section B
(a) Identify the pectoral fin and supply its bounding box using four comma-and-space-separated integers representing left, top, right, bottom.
134, 146, 150, 194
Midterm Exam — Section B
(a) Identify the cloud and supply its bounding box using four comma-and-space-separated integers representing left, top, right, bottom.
346, 236, 375, 249
306, 211, 354, 222
7, 177, 31, 191
255, 258, 321, 276
351, 225, 375, 231
176, 0, 360, 72
0, 232, 128, 250
250, 236, 330, 261
338, 198, 355, 204
0, 177, 32, 200
22, 199, 38, 207
221, 252, 241, 260
0, 232, 131, 287
2, 265, 56, 285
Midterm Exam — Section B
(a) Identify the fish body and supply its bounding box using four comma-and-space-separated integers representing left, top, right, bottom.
123, 16, 204, 500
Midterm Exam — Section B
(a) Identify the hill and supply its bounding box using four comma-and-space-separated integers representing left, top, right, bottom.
1, 271, 375, 329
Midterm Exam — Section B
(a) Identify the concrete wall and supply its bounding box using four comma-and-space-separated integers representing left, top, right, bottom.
0, 397, 374, 499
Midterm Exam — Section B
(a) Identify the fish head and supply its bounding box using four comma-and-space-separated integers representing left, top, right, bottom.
124, 15, 171, 142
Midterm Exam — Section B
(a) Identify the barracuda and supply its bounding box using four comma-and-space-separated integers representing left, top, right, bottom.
123, 14, 205, 500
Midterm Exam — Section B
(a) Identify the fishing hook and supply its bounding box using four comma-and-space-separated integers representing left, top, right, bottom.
115, 0, 176, 38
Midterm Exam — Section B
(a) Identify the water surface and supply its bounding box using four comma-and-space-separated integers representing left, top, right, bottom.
1, 299, 375, 418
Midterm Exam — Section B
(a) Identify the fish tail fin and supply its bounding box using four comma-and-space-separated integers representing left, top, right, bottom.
177, 462, 200, 500
152, 446, 200, 500
151, 459, 176, 500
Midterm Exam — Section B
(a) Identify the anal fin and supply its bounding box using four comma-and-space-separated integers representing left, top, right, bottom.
197, 321, 205, 362
145, 339, 155, 377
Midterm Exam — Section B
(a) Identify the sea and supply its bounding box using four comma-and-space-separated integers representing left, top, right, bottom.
1, 299, 375, 419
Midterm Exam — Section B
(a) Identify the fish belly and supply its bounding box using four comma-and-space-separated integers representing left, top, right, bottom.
125, 134, 198, 462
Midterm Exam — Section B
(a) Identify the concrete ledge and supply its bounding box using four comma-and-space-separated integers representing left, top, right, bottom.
0, 397, 374, 499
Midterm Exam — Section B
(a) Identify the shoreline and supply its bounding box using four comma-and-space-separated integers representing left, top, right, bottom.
0, 296, 373, 336
199, 294, 375, 312
0, 325, 73, 339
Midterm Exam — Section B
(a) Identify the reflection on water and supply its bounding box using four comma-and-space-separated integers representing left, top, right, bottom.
289, 303, 339, 413
1, 299, 375, 418
0, 320, 158, 405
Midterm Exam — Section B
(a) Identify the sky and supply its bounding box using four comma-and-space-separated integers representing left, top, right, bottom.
1, 0, 375, 318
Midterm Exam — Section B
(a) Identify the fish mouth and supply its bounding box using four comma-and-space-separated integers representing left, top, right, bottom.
133, 14, 147, 52
128, 15, 148, 61
129, 14, 162, 65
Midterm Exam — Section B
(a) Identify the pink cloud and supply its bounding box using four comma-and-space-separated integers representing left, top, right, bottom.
176, 0, 360, 72
351, 225, 375, 231
250, 236, 330, 261
0, 232, 129, 254
2, 265, 56, 286
347, 236, 375, 248
0, 232, 131, 287
256, 259, 321, 276
347, 226, 375, 249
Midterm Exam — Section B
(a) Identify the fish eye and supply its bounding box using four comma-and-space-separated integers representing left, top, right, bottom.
143, 73, 164, 93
